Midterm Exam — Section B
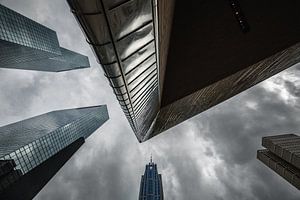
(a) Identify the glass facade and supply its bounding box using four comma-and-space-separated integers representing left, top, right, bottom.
0, 105, 108, 191
0, 45, 90, 72
0, 4, 90, 72
68, 0, 160, 142
0, 4, 60, 54
139, 159, 164, 200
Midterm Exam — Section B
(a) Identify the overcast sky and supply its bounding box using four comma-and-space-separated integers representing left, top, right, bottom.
1, 0, 300, 199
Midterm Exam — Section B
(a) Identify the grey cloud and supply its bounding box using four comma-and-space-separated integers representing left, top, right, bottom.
284, 80, 300, 97
196, 86, 300, 166
1, 0, 300, 200
190, 75, 300, 199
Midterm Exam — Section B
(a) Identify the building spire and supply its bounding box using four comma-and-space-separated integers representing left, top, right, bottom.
150, 154, 152, 163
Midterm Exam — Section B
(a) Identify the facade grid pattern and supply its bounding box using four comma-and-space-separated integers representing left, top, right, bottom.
0, 4, 90, 72
68, 0, 160, 142
0, 4, 60, 54
0, 106, 108, 174
139, 160, 163, 200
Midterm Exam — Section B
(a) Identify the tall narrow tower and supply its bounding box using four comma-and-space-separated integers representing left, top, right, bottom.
139, 157, 164, 200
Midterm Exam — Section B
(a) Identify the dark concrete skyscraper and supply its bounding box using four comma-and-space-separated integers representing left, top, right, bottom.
139, 158, 164, 200
0, 4, 90, 72
0, 105, 109, 199
68, 0, 300, 142
257, 134, 300, 190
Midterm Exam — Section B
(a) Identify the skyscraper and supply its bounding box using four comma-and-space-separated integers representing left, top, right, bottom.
67, 0, 300, 142
257, 134, 300, 190
67, 0, 160, 140
139, 158, 164, 200
0, 105, 109, 199
0, 4, 90, 72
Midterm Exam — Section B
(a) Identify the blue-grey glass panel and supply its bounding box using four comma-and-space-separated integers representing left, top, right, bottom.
108, 0, 152, 40
108, 76, 126, 89
84, 14, 110, 44
123, 41, 155, 74
116, 23, 154, 60
131, 80, 158, 104
0, 39, 57, 66
103, 0, 128, 9
139, 161, 163, 199
136, 88, 159, 138
133, 82, 158, 110
73, 0, 103, 13
126, 54, 156, 84
0, 4, 91, 72
0, 106, 108, 174
103, 62, 122, 78
48, 47, 90, 71
112, 85, 127, 96
67, 0, 110, 45
130, 69, 156, 94
128, 65, 156, 93
94, 43, 117, 64
0, 4, 60, 54
0, 42, 90, 72
135, 86, 158, 117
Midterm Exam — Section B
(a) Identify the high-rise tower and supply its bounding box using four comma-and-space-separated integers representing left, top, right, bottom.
0, 105, 109, 199
257, 134, 300, 190
139, 157, 164, 200
0, 4, 90, 72
67, 0, 300, 142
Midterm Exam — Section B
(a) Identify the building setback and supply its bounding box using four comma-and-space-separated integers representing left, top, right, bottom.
67, 0, 300, 142
0, 105, 109, 199
0, 4, 90, 72
257, 134, 300, 190
139, 158, 164, 200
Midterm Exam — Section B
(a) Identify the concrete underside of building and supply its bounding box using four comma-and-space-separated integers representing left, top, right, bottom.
151, 0, 300, 139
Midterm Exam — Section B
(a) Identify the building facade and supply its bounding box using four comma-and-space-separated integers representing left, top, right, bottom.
0, 4, 90, 72
68, 0, 300, 142
67, 0, 160, 142
257, 134, 300, 190
0, 105, 109, 199
139, 158, 164, 200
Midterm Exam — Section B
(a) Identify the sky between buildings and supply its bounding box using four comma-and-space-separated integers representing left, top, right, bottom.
0, 0, 300, 199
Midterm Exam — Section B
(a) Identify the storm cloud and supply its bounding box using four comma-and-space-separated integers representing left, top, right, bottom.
0, 0, 300, 199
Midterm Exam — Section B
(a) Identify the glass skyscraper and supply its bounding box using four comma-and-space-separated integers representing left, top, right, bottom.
0, 105, 109, 199
0, 4, 90, 72
68, 0, 160, 142
139, 158, 164, 200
